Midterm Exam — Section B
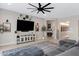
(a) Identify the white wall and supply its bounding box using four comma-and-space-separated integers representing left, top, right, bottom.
57, 16, 79, 42
47, 16, 79, 42
0, 9, 19, 46
0, 8, 46, 46
0, 8, 79, 46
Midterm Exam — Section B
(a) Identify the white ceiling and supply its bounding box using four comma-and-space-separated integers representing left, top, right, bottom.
0, 3, 79, 19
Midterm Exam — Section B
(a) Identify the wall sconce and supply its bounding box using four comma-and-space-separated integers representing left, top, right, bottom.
15, 31, 17, 33
6, 19, 9, 22
23, 17, 26, 20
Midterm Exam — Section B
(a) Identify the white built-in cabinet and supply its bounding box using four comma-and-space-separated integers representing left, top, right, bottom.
17, 32, 35, 44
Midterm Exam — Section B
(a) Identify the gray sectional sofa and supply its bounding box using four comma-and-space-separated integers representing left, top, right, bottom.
57, 47, 79, 56
57, 41, 79, 56
46, 39, 76, 56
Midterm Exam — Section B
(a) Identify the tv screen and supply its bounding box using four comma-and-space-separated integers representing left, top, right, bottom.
17, 20, 34, 31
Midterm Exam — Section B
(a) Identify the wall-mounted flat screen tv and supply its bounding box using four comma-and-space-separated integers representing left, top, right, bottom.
17, 20, 34, 31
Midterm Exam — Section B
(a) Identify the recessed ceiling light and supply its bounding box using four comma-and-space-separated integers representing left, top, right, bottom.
7, 3, 12, 5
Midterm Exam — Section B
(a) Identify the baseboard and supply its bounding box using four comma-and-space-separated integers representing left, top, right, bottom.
0, 42, 16, 47
0, 40, 47, 47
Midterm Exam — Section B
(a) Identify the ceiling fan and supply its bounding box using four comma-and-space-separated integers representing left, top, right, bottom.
27, 3, 54, 14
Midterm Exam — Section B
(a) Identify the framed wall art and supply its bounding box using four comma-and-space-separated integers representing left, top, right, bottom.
3, 22, 11, 32
0, 24, 4, 33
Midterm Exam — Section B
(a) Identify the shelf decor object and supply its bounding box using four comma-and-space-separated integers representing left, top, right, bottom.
25, 15, 29, 19
41, 25, 46, 31
35, 23, 39, 31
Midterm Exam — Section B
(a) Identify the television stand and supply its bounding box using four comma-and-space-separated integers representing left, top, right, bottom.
17, 32, 35, 44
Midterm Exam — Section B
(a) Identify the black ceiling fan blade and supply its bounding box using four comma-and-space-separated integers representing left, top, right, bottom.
39, 3, 41, 8
42, 3, 51, 8
41, 10, 45, 14
28, 3, 38, 8
43, 9, 51, 12
44, 7, 54, 9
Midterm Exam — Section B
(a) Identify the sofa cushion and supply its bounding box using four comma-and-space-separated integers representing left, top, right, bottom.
59, 39, 76, 46
58, 43, 75, 52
